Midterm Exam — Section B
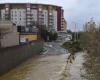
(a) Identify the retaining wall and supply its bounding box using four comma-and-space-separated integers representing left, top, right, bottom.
0, 41, 43, 75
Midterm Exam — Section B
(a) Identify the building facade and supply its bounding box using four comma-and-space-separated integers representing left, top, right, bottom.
0, 3, 67, 32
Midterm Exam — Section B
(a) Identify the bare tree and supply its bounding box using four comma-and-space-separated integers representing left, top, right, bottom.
80, 19, 100, 79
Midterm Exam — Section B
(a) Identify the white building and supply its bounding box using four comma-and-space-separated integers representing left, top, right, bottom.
0, 3, 67, 32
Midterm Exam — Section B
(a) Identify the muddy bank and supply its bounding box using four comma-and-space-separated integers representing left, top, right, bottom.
83, 53, 100, 80
59, 52, 87, 80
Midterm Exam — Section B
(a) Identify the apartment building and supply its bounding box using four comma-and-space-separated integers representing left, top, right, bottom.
0, 3, 67, 32
61, 9, 67, 32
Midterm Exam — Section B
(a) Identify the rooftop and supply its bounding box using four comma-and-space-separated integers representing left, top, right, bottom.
0, 3, 62, 8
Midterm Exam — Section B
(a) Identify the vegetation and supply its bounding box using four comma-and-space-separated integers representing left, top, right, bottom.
62, 19, 100, 79
62, 40, 82, 54
38, 24, 58, 42
80, 18, 100, 80
62, 31, 82, 54
67, 29, 72, 34
48, 31, 58, 41
40, 29, 58, 42
31, 21, 58, 42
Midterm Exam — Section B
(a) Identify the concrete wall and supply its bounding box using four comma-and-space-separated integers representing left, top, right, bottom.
1, 32, 19, 48
0, 41, 43, 75
0, 20, 19, 48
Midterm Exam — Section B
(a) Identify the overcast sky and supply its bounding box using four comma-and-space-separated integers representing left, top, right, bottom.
0, 0, 100, 31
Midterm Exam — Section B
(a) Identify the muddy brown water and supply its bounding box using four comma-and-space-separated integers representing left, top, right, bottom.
0, 41, 89, 80
0, 54, 68, 80
0, 52, 89, 80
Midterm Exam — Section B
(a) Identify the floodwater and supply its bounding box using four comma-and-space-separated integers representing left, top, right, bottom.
0, 54, 68, 80
0, 42, 88, 80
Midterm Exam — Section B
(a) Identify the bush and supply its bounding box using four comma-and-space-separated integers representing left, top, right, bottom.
48, 31, 58, 41
62, 40, 82, 54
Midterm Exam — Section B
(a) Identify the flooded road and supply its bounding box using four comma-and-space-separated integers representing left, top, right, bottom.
0, 42, 68, 80
0, 54, 68, 80
0, 42, 87, 80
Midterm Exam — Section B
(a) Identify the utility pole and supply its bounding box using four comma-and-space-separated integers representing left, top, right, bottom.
74, 23, 77, 41
72, 22, 78, 41
76, 24, 78, 41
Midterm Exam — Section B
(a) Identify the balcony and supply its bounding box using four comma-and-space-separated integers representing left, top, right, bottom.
26, 16, 32, 19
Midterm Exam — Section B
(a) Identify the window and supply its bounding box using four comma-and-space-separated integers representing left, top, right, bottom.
20, 11, 21, 15
15, 11, 16, 14
6, 8, 9, 11
49, 13, 52, 15
39, 8, 42, 11
23, 11, 25, 13
27, 8, 30, 11
11, 11, 13, 14
15, 18, 17, 20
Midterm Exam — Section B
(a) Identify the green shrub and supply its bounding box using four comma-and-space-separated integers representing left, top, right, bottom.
62, 40, 82, 54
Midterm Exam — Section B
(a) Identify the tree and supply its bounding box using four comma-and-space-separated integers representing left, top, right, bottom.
31, 21, 58, 42
67, 29, 72, 34
48, 31, 58, 41
53, 32, 58, 40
